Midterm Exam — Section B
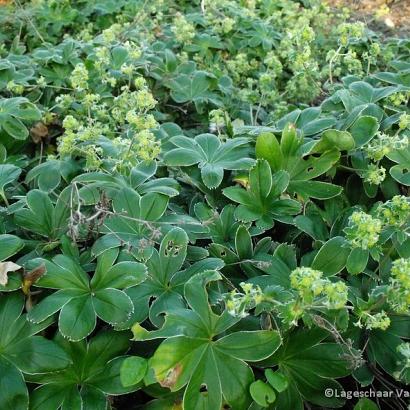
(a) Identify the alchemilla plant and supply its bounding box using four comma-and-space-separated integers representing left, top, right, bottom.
0, 0, 409, 409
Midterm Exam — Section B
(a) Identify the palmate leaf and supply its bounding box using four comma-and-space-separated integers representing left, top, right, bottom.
0, 97, 41, 140
387, 146, 410, 186
348, 315, 410, 384
27, 250, 147, 340
0, 293, 71, 409
209, 224, 274, 278
164, 133, 254, 189
256, 125, 343, 200
223, 159, 301, 228
132, 271, 282, 410
92, 187, 169, 259
261, 328, 353, 410
14, 186, 76, 240
27, 330, 139, 410
0, 163, 21, 203
73, 160, 180, 203
194, 203, 254, 245
120, 227, 225, 328
168, 70, 216, 109
92, 190, 167, 257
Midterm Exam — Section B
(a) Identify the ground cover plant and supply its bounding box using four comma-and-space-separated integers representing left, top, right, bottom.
0, 0, 409, 409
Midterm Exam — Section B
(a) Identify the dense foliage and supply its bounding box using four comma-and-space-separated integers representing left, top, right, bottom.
0, 0, 409, 409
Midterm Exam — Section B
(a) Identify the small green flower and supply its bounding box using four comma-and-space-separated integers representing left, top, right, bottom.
399, 113, 410, 130
388, 258, 410, 313
171, 13, 196, 43
70, 63, 89, 91
377, 195, 410, 227
344, 211, 382, 250
6, 80, 24, 95
225, 282, 264, 318
323, 281, 348, 310
364, 164, 386, 185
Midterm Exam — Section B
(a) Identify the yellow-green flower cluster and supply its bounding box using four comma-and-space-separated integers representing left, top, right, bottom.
337, 22, 365, 47
171, 13, 195, 43
126, 111, 158, 131
343, 50, 363, 76
6, 80, 24, 95
388, 92, 409, 107
58, 58, 160, 169
364, 164, 386, 185
134, 130, 161, 161
344, 211, 382, 250
226, 53, 258, 82
101, 23, 123, 44
225, 282, 264, 318
112, 86, 157, 124
323, 281, 349, 310
263, 52, 283, 78
70, 63, 89, 91
290, 267, 348, 309
377, 195, 410, 227
388, 258, 410, 313
399, 113, 410, 130
355, 310, 391, 330
365, 131, 408, 161
209, 109, 227, 133
290, 267, 323, 302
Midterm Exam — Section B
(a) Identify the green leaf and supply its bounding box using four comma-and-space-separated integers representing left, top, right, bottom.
256, 132, 283, 171
90, 356, 142, 394
120, 356, 148, 387
29, 384, 67, 410
200, 163, 224, 188
6, 336, 71, 374
0, 234, 24, 261
267, 329, 352, 408
59, 295, 96, 341
281, 123, 302, 159
94, 261, 147, 290
27, 289, 86, 324
165, 134, 253, 188
346, 248, 369, 275
0, 357, 28, 410
169, 71, 210, 103
265, 369, 289, 393
250, 380, 276, 407
2, 116, 28, 140
224, 161, 296, 225
289, 181, 342, 199
34, 255, 90, 290
311, 236, 350, 276
250, 159, 272, 199
140, 192, 169, 221
235, 225, 253, 260
350, 116, 379, 147
14, 189, 55, 237
390, 165, 410, 186
111, 46, 128, 68
315, 129, 355, 152
0, 164, 21, 197
354, 398, 379, 410
215, 330, 281, 361
93, 288, 134, 324
134, 271, 276, 409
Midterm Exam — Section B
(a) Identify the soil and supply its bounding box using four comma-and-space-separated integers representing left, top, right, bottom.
332, 0, 410, 35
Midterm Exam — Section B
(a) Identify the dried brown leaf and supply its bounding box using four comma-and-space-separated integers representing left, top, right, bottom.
22, 264, 46, 295
0, 261, 21, 286
30, 122, 49, 144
